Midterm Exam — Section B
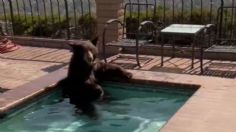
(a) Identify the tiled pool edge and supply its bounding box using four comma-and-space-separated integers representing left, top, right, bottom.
0, 68, 67, 117
0, 69, 235, 132
0, 69, 200, 117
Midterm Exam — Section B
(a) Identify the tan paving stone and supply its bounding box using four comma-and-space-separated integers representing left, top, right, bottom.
110, 54, 236, 79
0, 46, 71, 89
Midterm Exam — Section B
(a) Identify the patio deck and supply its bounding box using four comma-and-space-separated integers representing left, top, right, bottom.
109, 54, 236, 79
0, 46, 236, 131
1, 45, 236, 90
0, 46, 71, 89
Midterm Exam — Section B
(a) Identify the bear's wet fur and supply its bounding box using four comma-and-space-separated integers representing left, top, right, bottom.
58, 38, 103, 117
67, 39, 98, 82
57, 37, 132, 117
93, 61, 132, 83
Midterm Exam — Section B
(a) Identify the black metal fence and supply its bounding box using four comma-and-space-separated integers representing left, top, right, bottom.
122, 0, 236, 41
216, 6, 236, 44
0, 0, 96, 39
123, 0, 236, 24
1, 0, 236, 40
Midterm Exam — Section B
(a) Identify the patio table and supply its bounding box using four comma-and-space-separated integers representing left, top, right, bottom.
160, 24, 205, 69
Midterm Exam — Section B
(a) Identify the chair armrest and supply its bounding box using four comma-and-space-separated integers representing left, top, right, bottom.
206, 24, 215, 28
139, 20, 164, 30
140, 21, 155, 26
204, 24, 216, 47
138, 20, 157, 32
138, 20, 161, 43
103, 19, 123, 41
105, 19, 123, 26
204, 24, 216, 34
102, 19, 124, 54
103, 19, 124, 42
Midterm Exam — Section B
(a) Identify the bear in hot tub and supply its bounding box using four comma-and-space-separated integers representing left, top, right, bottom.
58, 38, 132, 117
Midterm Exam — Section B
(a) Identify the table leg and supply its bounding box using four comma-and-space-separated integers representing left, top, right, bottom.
172, 35, 175, 58
191, 36, 196, 69
200, 46, 203, 74
200, 34, 204, 74
135, 38, 141, 67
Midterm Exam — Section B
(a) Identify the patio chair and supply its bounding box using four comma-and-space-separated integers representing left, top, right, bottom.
102, 2, 159, 67
200, 6, 236, 73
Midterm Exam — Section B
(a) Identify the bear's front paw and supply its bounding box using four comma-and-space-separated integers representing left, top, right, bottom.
126, 72, 133, 79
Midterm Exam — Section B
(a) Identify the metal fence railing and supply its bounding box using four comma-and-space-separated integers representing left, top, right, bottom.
0, 0, 96, 40
216, 6, 236, 45
122, 0, 236, 40
122, 0, 235, 25
1, 0, 236, 41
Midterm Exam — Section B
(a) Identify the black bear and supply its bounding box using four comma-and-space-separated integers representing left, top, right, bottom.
58, 37, 132, 117
58, 39, 103, 117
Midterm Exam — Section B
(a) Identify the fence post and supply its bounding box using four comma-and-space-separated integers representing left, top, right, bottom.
8, 0, 15, 35
219, 0, 224, 38
96, 0, 123, 53
64, 0, 70, 40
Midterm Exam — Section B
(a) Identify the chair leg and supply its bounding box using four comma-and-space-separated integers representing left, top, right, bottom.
136, 44, 141, 67
136, 53, 141, 67
191, 42, 195, 69
200, 32, 205, 74
102, 40, 107, 63
135, 33, 141, 67
103, 50, 107, 63
200, 45, 204, 74
161, 34, 164, 67
172, 36, 175, 58
103, 49, 107, 63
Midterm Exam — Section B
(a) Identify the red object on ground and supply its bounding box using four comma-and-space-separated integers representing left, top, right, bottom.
0, 38, 20, 54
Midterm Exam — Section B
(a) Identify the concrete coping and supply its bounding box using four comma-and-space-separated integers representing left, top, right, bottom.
0, 68, 199, 118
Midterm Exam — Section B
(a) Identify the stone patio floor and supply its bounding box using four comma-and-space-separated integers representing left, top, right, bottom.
0, 46, 71, 89
1, 45, 236, 90
1, 45, 236, 131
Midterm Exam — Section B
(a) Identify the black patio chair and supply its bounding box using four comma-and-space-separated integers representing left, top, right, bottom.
102, 2, 159, 67
200, 6, 236, 73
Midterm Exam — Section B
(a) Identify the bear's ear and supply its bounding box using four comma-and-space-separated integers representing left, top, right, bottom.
91, 36, 98, 46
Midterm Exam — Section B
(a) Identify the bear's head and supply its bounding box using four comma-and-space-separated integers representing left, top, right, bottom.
67, 37, 98, 65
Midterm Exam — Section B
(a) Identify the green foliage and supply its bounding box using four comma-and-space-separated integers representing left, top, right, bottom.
78, 14, 97, 40
123, 6, 218, 39
0, 15, 33, 35
12, 17, 32, 35
125, 12, 154, 39
0, 14, 97, 39
125, 17, 139, 39
26, 18, 68, 37
125, 6, 217, 24
188, 9, 215, 24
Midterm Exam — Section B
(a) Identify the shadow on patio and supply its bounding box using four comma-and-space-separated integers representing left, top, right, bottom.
0, 46, 71, 89
108, 54, 236, 79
